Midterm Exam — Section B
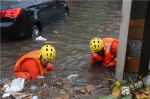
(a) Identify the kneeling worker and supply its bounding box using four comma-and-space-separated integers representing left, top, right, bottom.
14, 44, 56, 80
89, 37, 118, 67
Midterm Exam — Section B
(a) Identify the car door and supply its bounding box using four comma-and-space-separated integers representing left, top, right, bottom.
34, 0, 52, 29
49, 0, 65, 21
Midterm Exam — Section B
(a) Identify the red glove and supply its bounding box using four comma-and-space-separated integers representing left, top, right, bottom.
45, 63, 54, 71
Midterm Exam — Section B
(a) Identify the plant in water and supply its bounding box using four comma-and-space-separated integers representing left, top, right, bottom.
100, 75, 150, 99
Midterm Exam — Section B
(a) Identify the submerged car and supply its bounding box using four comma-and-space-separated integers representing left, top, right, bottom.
0, 0, 69, 40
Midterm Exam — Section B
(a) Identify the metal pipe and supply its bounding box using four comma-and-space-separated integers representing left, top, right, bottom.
115, 0, 132, 81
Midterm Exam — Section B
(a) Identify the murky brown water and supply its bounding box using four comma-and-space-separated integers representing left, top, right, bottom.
1, 0, 122, 90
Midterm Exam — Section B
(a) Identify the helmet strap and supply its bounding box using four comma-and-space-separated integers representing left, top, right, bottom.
39, 55, 42, 59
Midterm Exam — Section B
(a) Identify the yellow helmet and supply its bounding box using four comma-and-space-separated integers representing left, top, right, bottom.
89, 37, 104, 52
38, 45, 56, 61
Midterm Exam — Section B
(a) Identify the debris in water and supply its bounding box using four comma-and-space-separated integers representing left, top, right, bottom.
67, 74, 78, 79
35, 36, 47, 41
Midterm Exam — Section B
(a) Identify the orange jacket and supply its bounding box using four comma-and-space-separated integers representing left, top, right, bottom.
90, 38, 118, 67
14, 50, 54, 79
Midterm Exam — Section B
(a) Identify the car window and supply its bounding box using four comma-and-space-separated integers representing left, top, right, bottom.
1, 0, 19, 1
35, 0, 49, 2
1, 0, 33, 1
1, 0, 19, 6
34, 0, 56, 2
49, 0, 52, 1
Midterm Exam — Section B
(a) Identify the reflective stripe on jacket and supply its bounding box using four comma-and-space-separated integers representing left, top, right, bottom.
14, 50, 45, 76
102, 38, 118, 66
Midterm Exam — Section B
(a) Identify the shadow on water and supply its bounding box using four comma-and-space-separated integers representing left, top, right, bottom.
1, 0, 122, 90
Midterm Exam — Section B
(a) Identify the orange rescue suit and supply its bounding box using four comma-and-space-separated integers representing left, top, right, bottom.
90, 38, 118, 67
14, 50, 54, 80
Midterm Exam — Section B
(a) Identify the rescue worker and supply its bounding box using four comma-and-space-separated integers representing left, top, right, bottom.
89, 37, 118, 67
14, 44, 56, 80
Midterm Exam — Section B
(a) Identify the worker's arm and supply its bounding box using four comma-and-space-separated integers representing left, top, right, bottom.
103, 59, 116, 67
108, 60, 117, 67
110, 41, 118, 56
21, 59, 40, 79
105, 41, 118, 67
44, 63, 54, 71
90, 52, 103, 63
90, 52, 96, 63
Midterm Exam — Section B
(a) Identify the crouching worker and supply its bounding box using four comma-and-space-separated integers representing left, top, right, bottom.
89, 37, 118, 68
14, 44, 56, 80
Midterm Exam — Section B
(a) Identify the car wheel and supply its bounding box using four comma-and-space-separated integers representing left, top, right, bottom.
32, 25, 40, 39
64, 10, 69, 19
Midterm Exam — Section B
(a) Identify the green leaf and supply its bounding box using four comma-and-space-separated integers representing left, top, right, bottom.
97, 96, 106, 99
139, 76, 142, 80
120, 94, 132, 99
56, 82, 62, 85
97, 95, 116, 99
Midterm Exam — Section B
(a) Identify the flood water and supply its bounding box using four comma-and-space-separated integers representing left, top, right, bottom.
1, 0, 122, 89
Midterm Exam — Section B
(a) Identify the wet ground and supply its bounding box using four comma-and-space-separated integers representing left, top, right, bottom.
0, 0, 122, 98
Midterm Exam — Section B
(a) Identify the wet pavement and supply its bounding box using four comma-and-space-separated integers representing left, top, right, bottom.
0, 0, 122, 96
